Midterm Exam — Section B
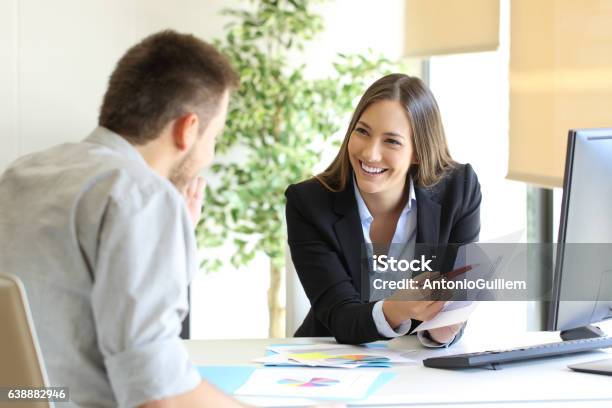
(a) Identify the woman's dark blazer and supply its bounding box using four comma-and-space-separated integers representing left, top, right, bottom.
285, 163, 482, 345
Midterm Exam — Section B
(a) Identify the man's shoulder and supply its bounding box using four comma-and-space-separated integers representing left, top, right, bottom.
81, 149, 182, 214
3, 137, 181, 211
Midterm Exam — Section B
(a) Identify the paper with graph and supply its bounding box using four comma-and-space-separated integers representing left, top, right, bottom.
234, 367, 383, 399
256, 343, 416, 368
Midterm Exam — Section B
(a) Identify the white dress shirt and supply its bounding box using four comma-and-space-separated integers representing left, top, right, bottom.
353, 177, 453, 347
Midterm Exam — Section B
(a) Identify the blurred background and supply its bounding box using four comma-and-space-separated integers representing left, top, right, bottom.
2, 0, 610, 340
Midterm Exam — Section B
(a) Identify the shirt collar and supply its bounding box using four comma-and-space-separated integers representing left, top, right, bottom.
84, 126, 147, 165
353, 176, 416, 223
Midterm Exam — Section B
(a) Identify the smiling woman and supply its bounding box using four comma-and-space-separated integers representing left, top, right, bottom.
284, 73, 482, 346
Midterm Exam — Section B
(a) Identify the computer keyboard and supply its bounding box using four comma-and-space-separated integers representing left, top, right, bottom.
423, 336, 612, 369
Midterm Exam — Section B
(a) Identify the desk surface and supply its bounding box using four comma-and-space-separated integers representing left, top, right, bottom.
184, 330, 612, 407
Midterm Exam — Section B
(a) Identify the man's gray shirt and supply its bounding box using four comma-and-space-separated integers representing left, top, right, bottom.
0, 127, 201, 407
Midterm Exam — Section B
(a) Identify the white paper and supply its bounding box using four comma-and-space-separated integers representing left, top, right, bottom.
254, 353, 302, 365
413, 301, 478, 331
266, 343, 342, 354
235, 367, 382, 400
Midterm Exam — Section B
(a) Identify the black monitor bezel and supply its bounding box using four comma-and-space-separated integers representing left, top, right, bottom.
547, 130, 577, 331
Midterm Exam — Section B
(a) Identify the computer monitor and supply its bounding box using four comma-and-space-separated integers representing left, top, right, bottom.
548, 128, 612, 340
421, 129, 612, 370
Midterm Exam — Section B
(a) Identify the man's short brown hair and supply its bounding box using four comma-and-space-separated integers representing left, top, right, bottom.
99, 30, 239, 144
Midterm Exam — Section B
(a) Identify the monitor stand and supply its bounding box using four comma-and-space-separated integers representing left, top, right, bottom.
560, 324, 606, 341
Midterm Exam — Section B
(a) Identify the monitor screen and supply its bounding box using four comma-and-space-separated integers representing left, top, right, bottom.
549, 129, 612, 333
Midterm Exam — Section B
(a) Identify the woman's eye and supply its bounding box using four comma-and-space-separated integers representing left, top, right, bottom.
355, 127, 368, 135
386, 138, 402, 146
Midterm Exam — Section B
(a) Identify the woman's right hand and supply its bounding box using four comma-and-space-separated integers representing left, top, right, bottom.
381, 271, 448, 328
382, 299, 445, 329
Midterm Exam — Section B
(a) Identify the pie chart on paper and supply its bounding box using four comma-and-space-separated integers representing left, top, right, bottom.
277, 377, 341, 387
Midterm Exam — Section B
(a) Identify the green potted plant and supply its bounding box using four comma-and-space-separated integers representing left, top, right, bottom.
197, 0, 397, 337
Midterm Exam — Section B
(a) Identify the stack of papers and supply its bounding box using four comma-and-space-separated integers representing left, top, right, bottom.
198, 365, 396, 401
254, 343, 416, 368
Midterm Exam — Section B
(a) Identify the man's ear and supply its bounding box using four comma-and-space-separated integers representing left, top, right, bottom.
172, 113, 199, 151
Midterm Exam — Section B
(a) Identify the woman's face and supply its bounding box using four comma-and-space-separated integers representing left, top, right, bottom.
348, 99, 416, 197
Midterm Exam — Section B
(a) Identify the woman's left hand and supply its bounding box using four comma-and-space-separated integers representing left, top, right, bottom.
427, 322, 464, 344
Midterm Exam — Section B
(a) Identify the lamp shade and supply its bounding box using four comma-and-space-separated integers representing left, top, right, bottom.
508, 0, 612, 188
404, 0, 500, 57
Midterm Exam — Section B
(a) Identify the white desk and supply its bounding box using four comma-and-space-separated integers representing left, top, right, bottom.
184, 330, 612, 407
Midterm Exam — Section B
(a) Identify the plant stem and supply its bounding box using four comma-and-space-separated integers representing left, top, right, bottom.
268, 260, 285, 337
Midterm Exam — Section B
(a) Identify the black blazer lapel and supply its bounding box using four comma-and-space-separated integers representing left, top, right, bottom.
332, 184, 367, 301
415, 186, 441, 245
415, 186, 447, 273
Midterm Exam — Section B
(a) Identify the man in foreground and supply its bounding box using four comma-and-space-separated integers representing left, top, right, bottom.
0, 30, 246, 407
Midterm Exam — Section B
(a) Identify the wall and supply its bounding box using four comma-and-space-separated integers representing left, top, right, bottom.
0, 0, 238, 171
0, 0, 19, 170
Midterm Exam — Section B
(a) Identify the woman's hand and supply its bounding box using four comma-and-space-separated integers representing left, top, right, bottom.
427, 322, 464, 344
382, 299, 445, 329
381, 271, 450, 328
182, 176, 206, 228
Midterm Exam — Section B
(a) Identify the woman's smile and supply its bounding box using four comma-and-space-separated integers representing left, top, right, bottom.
359, 160, 388, 176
